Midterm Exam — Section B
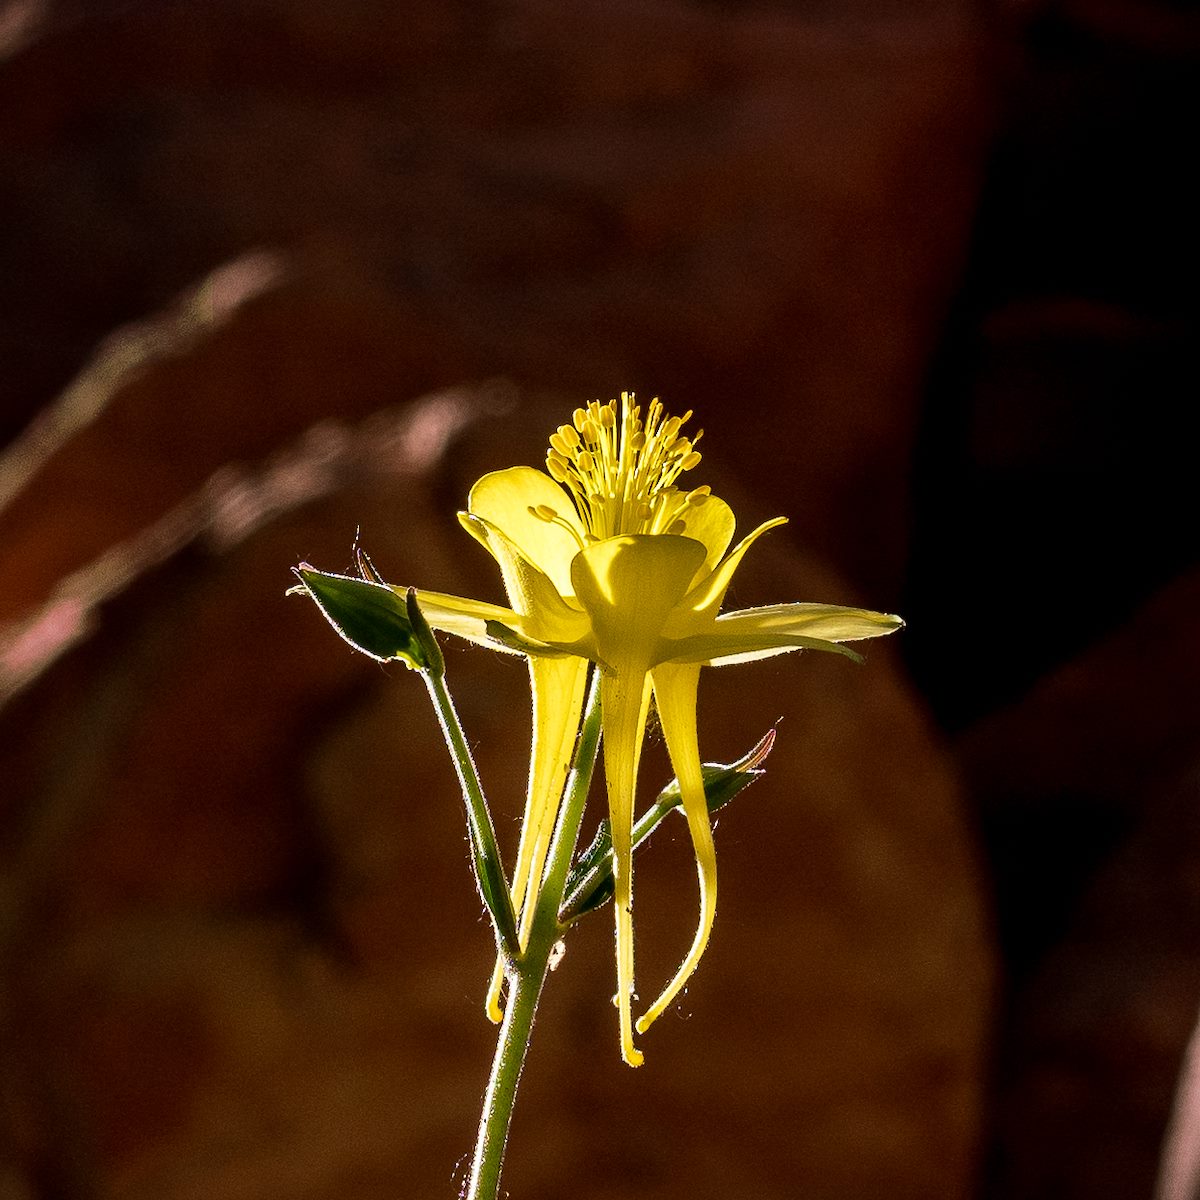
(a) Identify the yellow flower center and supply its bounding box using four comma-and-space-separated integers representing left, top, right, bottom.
534, 392, 711, 546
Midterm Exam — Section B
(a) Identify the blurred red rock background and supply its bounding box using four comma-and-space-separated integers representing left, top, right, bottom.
0, 1, 1195, 1198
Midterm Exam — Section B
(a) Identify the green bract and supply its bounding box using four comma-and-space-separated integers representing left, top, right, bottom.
291, 567, 433, 670
560, 729, 776, 924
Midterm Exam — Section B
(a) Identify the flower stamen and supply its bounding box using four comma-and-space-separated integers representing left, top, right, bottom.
544, 392, 708, 543
527, 504, 588, 551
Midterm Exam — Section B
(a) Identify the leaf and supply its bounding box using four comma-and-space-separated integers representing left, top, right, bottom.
291, 565, 430, 670
559, 728, 776, 924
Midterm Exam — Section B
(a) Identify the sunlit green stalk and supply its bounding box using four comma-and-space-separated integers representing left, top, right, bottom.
466, 668, 603, 1200
424, 669, 519, 957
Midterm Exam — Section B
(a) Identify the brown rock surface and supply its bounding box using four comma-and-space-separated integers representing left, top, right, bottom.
0, 0, 989, 597
962, 570, 1200, 1200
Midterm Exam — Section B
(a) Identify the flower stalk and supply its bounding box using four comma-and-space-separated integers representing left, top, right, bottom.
466, 666, 603, 1200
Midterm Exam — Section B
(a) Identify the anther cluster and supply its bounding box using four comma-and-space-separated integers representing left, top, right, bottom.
533, 393, 710, 546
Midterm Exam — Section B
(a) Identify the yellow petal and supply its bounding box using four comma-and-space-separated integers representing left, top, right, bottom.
679, 516, 787, 618
637, 662, 716, 1036
664, 602, 902, 667
412, 588, 524, 654
466, 466, 584, 595
479, 620, 581, 659
485, 655, 589, 1021
714, 602, 904, 642
676, 494, 736, 574
599, 667, 653, 1067
570, 535, 706, 668
522, 656, 590, 925
662, 630, 865, 667
458, 515, 590, 645
484, 962, 506, 1024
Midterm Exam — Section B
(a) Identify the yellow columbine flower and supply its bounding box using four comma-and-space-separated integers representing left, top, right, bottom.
415, 394, 902, 1066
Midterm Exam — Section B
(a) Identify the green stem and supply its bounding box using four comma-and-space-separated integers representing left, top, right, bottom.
424, 668, 519, 956
466, 667, 603, 1200
465, 952, 544, 1200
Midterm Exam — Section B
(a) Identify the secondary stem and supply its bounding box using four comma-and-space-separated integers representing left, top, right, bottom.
465, 667, 603, 1200
425, 668, 519, 954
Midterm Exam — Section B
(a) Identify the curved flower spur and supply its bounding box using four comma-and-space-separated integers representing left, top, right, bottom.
406, 393, 903, 1066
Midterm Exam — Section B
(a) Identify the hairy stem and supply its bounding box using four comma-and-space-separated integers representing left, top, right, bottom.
465, 668, 603, 1200
425, 668, 519, 956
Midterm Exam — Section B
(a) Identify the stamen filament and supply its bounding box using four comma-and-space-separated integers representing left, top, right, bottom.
527, 504, 588, 550
545, 392, 707, 543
